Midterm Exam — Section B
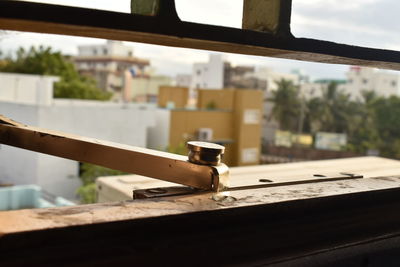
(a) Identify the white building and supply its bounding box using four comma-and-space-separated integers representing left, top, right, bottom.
0, 73, 59, 105
175, 74, 192, 88
0, 73, 155, 200
299, 81, 348, 100
343, 66, 400, 100
299, 82, 326, 99
191, 54, 224, 94
74, 40, 150, 95
247, 67, 300, 93
78, 40, 135, 58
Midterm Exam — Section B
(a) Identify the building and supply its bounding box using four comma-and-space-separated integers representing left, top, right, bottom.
148, 87, 263, 167
74, 40, 150, 95
247, 67, 300, 94
0, 185, 74, 211
175, 74, 192, 88
0, 72, 155, 199
223, 62, 255, 88
343, 66, 400, 100
190, 54, 225, 94
127, 75, 173, 103
157, 86, 189, 109
190, 54, 262, 92
297, 65, 400, 102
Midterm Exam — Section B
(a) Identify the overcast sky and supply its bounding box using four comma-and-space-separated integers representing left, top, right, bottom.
1, 0, 400, 80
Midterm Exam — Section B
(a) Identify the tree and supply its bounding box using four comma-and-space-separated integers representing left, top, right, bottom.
373, 96, 400, 158
0, 46, 112, 100
0, 46, 114, 203
317, 82, 352, 133
268, 79, 301, 132
346, 91, 380, 154
77, 163, 126, 204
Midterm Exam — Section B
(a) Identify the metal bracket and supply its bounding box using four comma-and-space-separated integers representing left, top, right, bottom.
133, 186, 201, 199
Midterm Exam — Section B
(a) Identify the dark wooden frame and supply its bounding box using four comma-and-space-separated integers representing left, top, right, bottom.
2, 1, 400, 266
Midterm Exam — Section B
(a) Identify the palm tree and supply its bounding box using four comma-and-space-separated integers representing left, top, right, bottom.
268, 79, 300, 132
315, 81, 352, 133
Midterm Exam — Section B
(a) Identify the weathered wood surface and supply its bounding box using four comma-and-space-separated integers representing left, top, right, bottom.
2, 175, 400, 236
3, 175, 400, 266
97, 156, 400, 201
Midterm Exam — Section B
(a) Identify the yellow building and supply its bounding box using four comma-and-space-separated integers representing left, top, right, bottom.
130, 76, 173, 103
150, 87, 263, 166
158, 86, 189, 109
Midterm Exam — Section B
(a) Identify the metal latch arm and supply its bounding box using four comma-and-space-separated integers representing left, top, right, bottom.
0, 115, 229, 191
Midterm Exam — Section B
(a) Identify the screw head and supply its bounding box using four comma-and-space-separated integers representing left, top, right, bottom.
187, 141, 225, 166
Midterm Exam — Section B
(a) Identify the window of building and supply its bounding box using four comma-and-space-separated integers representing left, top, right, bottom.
197, 70, 201, 76
348, 79, 353, 84
93, 49, 97, 55
103, 48, 108, 55
392, 81, 397, 87
362, 79, 368, 84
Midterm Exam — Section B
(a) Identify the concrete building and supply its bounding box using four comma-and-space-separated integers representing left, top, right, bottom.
296, 66, 400, 102
343, 66, 400, 100
0, 73, 155, 200
175, 74, 192, 88
0, 72, 59, 105
74, 40, 150, 95
299, 80, 347, 100
247, 67, 300, 93
188, 55, 305, 147
148, 87, 263, 166
223, 62, 255, 88
157, 86, 189, 109
190, 55, 261, 92
191, 54, 224, 93
127, 75, 173, 103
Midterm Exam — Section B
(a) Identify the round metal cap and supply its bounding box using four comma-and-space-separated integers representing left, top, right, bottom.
187, 141, 225, 166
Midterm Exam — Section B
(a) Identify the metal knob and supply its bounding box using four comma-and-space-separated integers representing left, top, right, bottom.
187, 141, 225, 166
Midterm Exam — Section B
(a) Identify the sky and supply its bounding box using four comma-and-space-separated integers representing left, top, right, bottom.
1, 0, 400, 80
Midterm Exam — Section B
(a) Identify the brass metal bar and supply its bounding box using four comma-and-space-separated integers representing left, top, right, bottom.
0, 115, 229, 191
